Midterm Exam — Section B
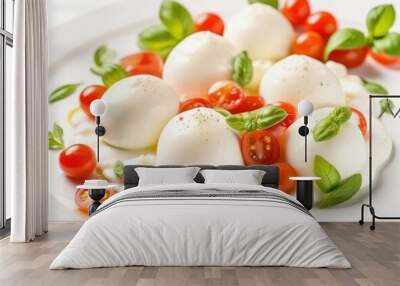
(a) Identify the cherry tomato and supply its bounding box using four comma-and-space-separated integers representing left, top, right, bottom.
241, 129, 280, 165
328, 46, 368, 69
282, 0, 311, 28
271, 101, 297, 128
276, 163, 297, 194
207, 81, 245, 112
195, 12, 224, 35
120, 51, 163, 78
179, 98, 212, 113
230, 96, 265, 114
351, 108, 367, 138
59, 144, 97, 181
369, 49, 400, 69
267, 124, 288, 162
305, 11, 337, 39
75, 188, 116, 213
79, 85, 107, 120
292, 31, 325, 61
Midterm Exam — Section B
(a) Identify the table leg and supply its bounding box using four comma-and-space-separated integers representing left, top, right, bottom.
296, 181, 313, 210
88, 188, 106, 215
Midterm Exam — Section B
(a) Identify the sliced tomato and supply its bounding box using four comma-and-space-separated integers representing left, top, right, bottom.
195, 12, 224, 35
241, 129, 280, 165
59, 144, 97, 182
276, 162, 298, 194
292, 31, 326, 61
230, 96, 265, 114
179, 98, 212, 113
369, 49, 400, 69
120, 51, 163, 77
282, 0, 311, 28
351, 108, 367, 138
267, 124, 288, 162
328, 46, 368, 69
271, 101, 297, 128
207, 81, 245, 112
305, 11, 338, 39
75, 188, 116, 213
79, 85, 107, 120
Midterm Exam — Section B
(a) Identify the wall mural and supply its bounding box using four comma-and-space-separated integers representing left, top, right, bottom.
48, 0, 399, 221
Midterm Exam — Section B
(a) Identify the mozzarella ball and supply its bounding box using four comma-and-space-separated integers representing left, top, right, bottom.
102, 75, 179, 149
325, 60, 348, 78
247, 59, 273, 91
163, 31, 236, 100
224, 3, 294, 60
286, 108, 367, 180
260, 55, 345, 108
157, 108, 243, 165
325, 61, 375, 115
340, 116, 392, 207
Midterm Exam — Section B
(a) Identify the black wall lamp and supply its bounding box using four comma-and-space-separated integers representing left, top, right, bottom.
297, 100, 314, 162
90, 99, 107, 162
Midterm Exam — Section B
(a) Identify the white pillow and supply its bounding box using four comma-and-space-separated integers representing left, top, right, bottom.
200, 169, 266, 185
135, 167, 200, 186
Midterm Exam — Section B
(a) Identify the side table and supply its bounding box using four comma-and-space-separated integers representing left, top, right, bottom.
289, 177, 321, 210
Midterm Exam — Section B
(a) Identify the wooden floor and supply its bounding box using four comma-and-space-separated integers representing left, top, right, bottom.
0, 222, 399, 286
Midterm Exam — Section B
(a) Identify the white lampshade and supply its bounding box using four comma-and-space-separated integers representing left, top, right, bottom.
297, 100, 314, 117
90, 99, 107, 117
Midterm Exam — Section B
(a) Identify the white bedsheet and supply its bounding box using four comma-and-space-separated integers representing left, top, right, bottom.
50, 183, 351, 269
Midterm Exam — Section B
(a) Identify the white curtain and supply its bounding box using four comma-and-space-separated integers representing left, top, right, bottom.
9, 0, 48, 242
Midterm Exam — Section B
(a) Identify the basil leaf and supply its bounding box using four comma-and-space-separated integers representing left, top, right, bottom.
90, 64, 128, 87
113, 160, 124, 179
318, 174, 362, 208
372, 32, 400, 56
243, 112, 258, 132
49, 83, 82, 103
159, 0, 194, 39
379, 98, 395, 117
232, 51, 253, 87
324, 28, 367, 60
226, 116, 246, 131
362, 78, 388, 95
248, 0, 279, 9
215, 108, 231, 118
330, 106, 352, 125
53, 123, 64, 143
313, 155, 341, 193
94, 45, 116, 67
367, 4, 396, 38
313, 119, 339, 142
254, 106, 287, 129
48, 133, 63, 150
138, 25, 179, 59
48, 123, 64, 150
225, 106, 287, 132
313, 107, 351, 142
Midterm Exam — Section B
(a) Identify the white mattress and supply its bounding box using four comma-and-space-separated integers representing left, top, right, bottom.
50, 183, 351, 269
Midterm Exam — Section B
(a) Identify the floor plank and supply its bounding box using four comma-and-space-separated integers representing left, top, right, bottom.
0, 222, 399, 286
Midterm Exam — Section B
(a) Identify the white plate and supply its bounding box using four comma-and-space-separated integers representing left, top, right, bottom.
47, 0, 400, 221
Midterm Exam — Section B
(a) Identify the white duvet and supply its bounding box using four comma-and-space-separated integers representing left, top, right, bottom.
50, 183, 350, 269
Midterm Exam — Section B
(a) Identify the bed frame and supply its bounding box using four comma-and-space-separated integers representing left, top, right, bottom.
123, 165, 280, 189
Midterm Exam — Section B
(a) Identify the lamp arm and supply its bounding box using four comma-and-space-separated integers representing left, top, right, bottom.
298, 116, 309, 162
96, 116, 100, 162
94, 116, 106, 163
305, 116, 308, 162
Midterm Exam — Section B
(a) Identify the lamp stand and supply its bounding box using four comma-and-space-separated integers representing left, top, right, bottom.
94, 116, 106, 162
359, 95, 400, 231
298, 116, 310, 162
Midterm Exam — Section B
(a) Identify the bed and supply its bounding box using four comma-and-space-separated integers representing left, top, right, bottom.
50, 165, 351, 269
